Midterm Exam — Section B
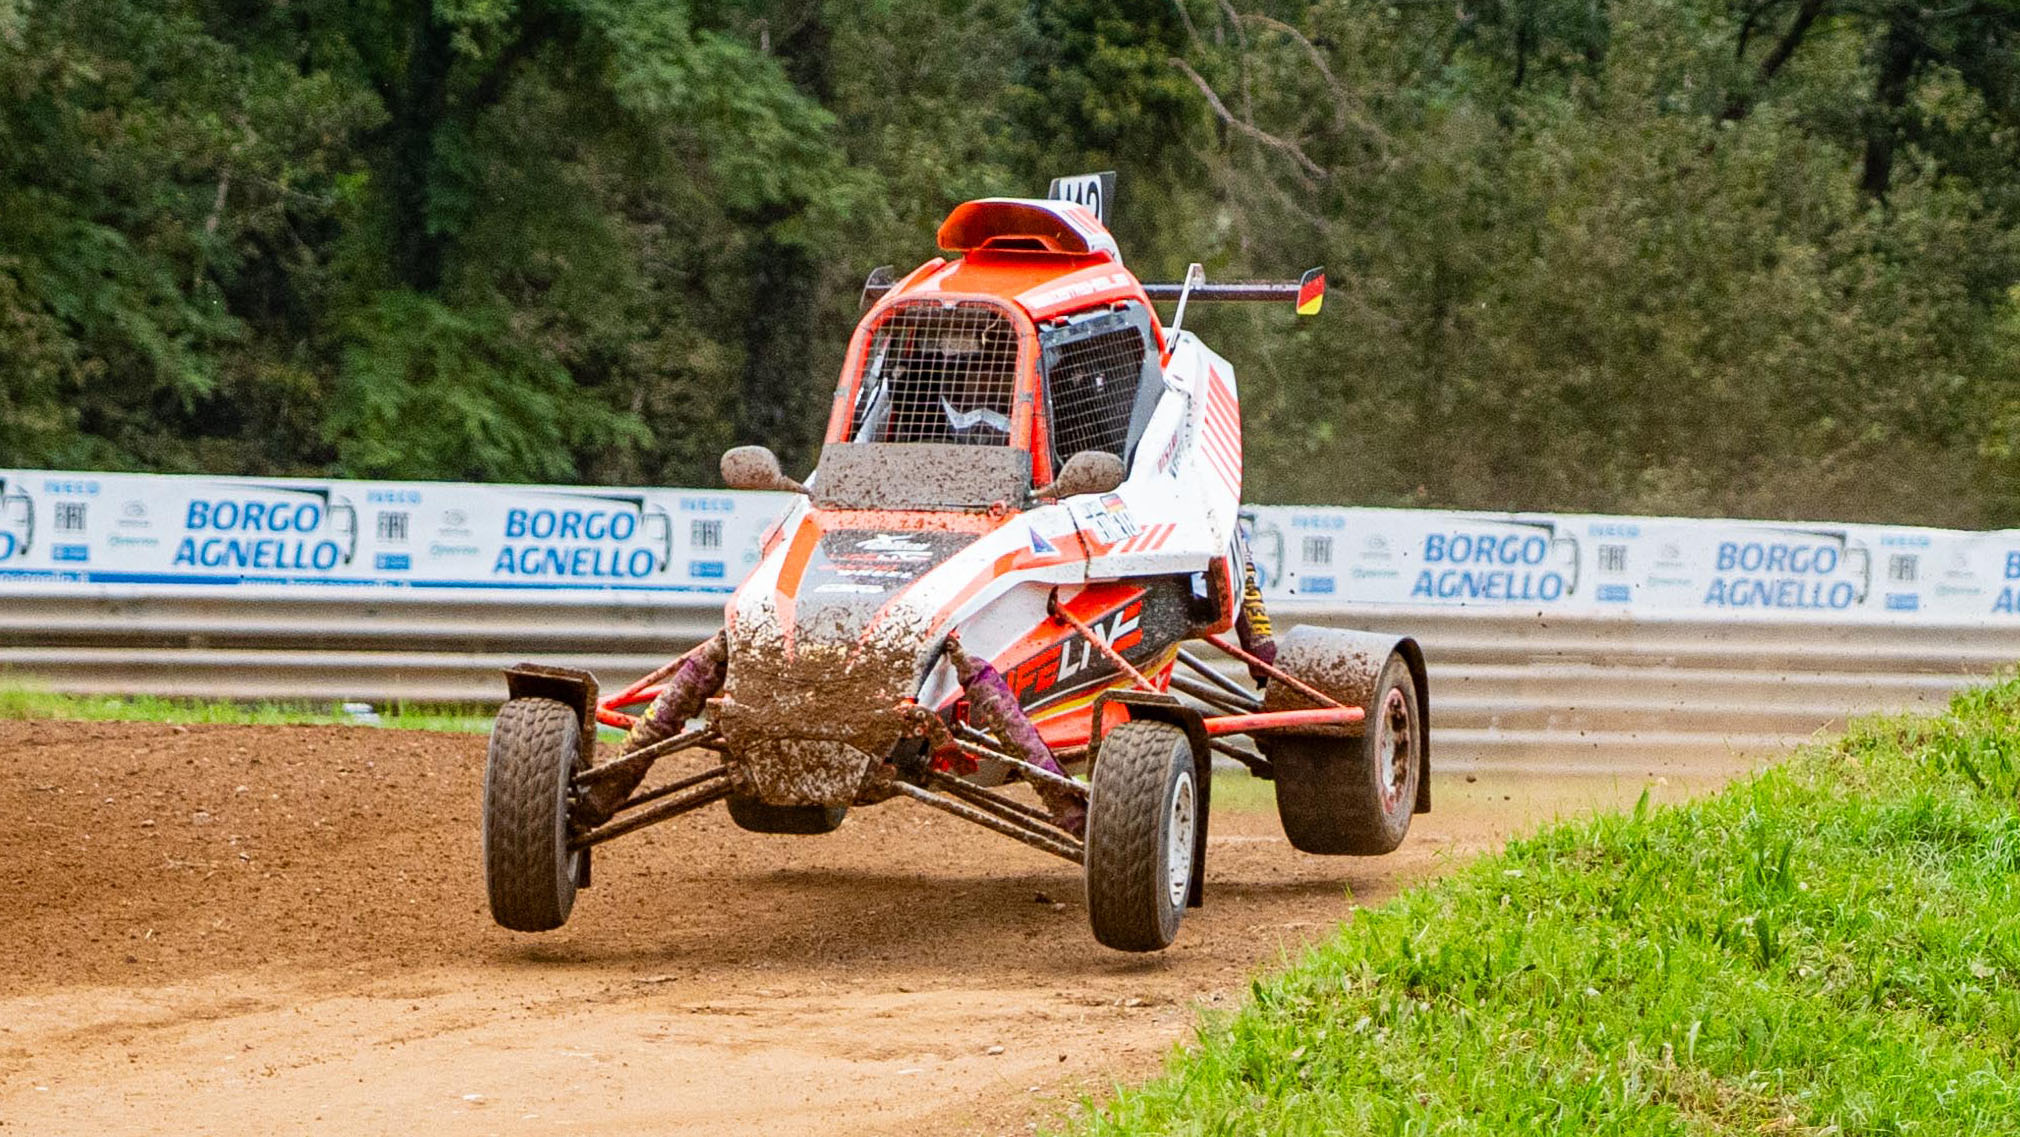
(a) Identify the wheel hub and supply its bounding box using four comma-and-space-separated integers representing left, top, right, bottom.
1377, 686, 1413, 810
1165, 771, 1197, 909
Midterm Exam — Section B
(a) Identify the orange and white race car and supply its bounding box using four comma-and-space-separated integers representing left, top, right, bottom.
483, 181, 1429, 951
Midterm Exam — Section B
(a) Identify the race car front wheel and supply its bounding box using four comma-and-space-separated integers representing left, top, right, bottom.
1084, 720, 1197, 952
483, 697, 586, 932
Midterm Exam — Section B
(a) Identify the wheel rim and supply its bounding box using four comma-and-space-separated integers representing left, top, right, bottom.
1377, 685, 1414, 811
1165, 769, 1197, 909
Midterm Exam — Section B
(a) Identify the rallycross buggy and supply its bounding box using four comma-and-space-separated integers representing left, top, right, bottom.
483, 190, 1429, 951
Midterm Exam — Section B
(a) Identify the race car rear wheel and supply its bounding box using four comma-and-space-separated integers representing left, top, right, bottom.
1084, 720, 1197, 952
726, 795, 848, 834
483, 697, 586, 932
1264, 653, 1421, 855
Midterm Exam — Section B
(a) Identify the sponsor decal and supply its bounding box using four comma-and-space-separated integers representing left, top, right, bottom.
854, 534, 933, 558
1701, 539, 1862, 610
1021, 271, 1131, 312
1028, 527, 1058, 557
173, 492, 353, 572
1410, 527, 1573, 604
0, 478, 29, 562
492, 495, 671, 580
1072, 493, 1138, 546
1006, 599, 1145, 704
1990, 552, 2020, 614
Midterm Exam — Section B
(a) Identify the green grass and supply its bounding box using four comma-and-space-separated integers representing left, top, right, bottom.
0, 683, 497, 733
1075, 682, 2020, 1136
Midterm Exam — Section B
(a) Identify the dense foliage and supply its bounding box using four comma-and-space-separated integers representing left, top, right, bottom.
2, 0, 2017, 524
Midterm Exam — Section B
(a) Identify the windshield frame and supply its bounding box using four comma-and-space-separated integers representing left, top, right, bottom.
823, 294, 1041, 461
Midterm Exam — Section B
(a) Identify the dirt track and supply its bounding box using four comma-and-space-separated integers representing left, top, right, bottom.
0, 720, 1744, 1135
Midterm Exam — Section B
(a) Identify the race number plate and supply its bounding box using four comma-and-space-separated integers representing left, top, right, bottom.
1046, 171, 1116, 226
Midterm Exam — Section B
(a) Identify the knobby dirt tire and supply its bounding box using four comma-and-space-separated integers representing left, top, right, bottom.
1084, 720, 1197, 952
1266, 654, 1421, 855
726, 795, 848, 834
483, 697, 584, 932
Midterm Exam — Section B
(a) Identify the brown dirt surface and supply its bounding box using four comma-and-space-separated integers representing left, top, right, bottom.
0, 719, 1748, 1135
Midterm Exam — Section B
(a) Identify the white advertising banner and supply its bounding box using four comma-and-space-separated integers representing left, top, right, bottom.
1241, 506, 2020, 622
3, 467, 2017, 622
0, 469, 791, 602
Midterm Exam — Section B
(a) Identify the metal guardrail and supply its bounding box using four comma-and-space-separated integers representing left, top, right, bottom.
1, 590, 2011, 775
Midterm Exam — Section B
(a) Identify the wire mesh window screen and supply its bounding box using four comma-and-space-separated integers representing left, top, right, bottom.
1045, 327, 1147, 464
850, 302, 1022, 447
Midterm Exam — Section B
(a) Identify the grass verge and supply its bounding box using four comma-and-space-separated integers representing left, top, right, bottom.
1075, 681, 2020, 1135
0, 683, 495, 733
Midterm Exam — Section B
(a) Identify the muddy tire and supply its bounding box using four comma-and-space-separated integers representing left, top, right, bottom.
482, 697, 585, 932
1084, 720, 1198, 952
726, 795, 848, 834
1265, 654, 1421, 855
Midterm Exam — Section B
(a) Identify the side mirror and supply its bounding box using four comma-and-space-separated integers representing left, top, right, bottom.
721, 446, 809, 495
1033, 450, 1126, 500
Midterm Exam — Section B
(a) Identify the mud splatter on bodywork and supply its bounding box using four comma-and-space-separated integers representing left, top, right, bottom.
712, 548, 951, 808
584, 634, 726, 822
943, 631, 1086, 835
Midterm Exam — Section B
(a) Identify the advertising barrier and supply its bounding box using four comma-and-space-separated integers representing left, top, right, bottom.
1241, 506, 2020, 622
0, 470, 790, 601
2, 468, 2016, 623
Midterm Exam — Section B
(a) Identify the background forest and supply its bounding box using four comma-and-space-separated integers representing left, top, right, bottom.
2, 0, 2018, 525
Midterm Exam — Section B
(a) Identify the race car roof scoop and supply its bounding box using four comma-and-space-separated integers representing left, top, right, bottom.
936, 198, 1121, 258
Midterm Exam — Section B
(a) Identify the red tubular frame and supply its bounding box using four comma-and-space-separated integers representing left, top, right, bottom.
587, 610, 1364, 743
595, 685, 662, 730
1200, 706, 1362, 734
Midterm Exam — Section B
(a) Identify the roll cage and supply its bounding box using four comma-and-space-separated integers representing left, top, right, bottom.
819, 293, 1163, 509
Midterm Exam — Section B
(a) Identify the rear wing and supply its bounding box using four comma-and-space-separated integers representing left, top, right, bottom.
1143, 267, 1325, 315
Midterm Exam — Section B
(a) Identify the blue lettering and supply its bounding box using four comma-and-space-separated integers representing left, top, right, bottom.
1716, 542, 1839, 574
2006, 552, 2020, 581
1998, 587, 2018, 614
168, 536, 338, 571
502, 509, 632, 541
1704, 577, 1856, 609
184, 499, 322, 533
1422, 532, 1550, 566
492, 542, 656, 579
1410, 568, 1564, 601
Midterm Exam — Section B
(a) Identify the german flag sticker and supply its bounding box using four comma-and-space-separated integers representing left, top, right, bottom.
1296, 267, 1326, 316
